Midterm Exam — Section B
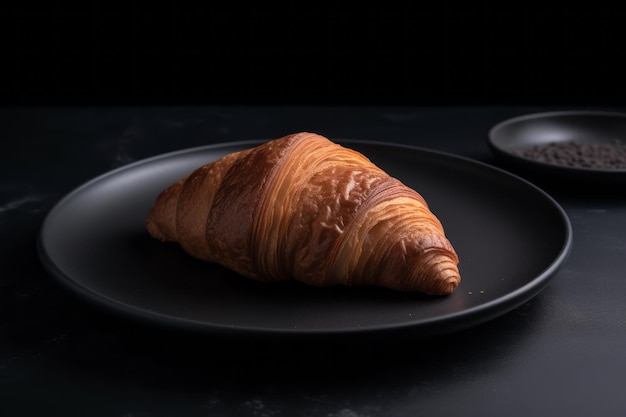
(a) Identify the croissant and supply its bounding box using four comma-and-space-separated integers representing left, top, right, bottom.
146, 132, 460, 295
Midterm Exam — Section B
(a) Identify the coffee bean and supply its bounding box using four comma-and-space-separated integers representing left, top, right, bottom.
513, 140, 626, 169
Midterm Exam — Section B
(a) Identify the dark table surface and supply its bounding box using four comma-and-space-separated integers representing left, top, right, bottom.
2, 105, 626, 417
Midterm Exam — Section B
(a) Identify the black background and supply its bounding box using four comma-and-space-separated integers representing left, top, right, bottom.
2, 1, 625, 106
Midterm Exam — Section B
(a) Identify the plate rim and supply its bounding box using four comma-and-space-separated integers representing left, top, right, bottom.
38, 139, 574, 338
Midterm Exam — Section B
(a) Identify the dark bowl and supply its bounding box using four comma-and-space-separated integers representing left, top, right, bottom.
488, 111, 626, 189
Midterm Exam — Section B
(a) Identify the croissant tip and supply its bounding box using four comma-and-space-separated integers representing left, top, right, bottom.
146, 218, 166, 242
440, 277, 461, 295
440, 268, 461, 293
412, 252, 460, 295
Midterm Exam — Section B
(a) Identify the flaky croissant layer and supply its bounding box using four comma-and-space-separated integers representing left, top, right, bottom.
146, 132, 460, 295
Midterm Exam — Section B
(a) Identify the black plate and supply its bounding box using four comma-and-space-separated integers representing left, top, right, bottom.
38, 140, 572, 339
488, 111, 626, 185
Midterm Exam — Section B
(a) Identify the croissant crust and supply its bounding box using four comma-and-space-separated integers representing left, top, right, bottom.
146, 132, 460, 295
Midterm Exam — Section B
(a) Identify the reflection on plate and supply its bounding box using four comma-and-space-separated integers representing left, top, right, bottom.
488, 111, 626, 185
38, 140, 572, 339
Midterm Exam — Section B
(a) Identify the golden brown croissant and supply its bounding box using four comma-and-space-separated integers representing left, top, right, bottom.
146, 132, 460, 295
